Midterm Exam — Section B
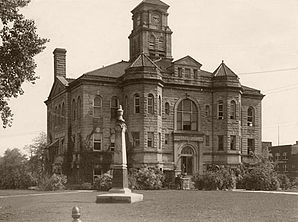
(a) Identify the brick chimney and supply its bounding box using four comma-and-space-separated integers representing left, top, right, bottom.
53, 48, 67, 78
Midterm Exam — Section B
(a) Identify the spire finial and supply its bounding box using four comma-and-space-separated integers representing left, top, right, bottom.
222, 60, 224, 64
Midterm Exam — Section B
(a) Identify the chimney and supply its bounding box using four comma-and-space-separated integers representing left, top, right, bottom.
53, 48, 67, 78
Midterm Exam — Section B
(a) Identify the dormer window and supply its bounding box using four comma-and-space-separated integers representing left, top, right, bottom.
178, 67, 183, 78
194, 69, 198, 79
185, 68, 191, 78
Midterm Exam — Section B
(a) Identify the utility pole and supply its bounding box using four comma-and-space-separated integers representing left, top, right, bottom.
278, 124, 280, 146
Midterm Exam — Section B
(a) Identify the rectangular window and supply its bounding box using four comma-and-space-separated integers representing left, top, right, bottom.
110, 133, 115, 151
275, 153, 280, 161
282, 152, 288, 160
178, 67, 183, 78
158, 133, 161, 149
135, 96, 140, 113
193, 69, 198, 79
93, 168, 103, 182
147, 132, 154, 148
93, 133, 102, 151
205, 135, 210, 146
185, 68, 191, 78
218, 135, 224, 151
247, 139, 255, 155
132, 132, 140, 147
165, 134, 169, 145
218, 101, 224, 119
230, 135, 236, 150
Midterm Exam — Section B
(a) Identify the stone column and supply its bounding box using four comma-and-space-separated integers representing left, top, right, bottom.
109, 105, 130, 193
96, 105, 143, 203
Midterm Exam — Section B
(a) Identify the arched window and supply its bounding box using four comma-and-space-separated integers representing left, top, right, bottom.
149, 35, 155, 50
125, 96, 128, 115
54, 106, 58, 126
62, 102, 65, 125
181, 147, 193, 155
58, 104, 61, 125
177, 99, 198, 131
165, 102, 170, 115
134, 94, 140, 113
77, 96, 81, 120
247, 107, 254, 126
148, 94, 154, 114
111, 96, 119, 119
72, 99, 76, 121
158, 96, 161, 116
93, 96, 102, 118
230, 100, 236, 120
218, 100, 224, 119
181, 146, 194, 175
158, 36, 164, 50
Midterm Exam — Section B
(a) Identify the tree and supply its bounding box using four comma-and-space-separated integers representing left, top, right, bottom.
0, 0, 48, 127
0, 148, 34, 189
24, 132, 47, 182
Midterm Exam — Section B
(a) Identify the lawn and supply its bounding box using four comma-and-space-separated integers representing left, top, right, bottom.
0, 190, 298, 222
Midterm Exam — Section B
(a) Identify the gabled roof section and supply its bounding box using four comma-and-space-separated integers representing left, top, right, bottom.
213, 61, 238, 78
133, 0, 169, 11
129, 53, 161, 70
84, 61, 130, 78
48, 77, 68, 99
173, 56, 202, 68
142, 0, 169, 7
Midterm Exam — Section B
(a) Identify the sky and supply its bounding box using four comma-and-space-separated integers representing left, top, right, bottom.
1, 0, 298, 155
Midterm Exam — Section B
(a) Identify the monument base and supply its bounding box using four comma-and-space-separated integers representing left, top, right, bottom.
96, 190, 143, 203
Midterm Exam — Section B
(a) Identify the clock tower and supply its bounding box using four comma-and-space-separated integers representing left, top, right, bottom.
129, 0, 173, 61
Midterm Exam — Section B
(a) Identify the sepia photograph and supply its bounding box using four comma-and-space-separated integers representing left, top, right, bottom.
0, 0, 298, 221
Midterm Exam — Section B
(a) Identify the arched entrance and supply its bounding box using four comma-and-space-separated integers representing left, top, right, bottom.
180, 146, 194, 175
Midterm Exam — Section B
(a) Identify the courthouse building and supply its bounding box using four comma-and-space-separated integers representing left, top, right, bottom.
45, 0, 264, 183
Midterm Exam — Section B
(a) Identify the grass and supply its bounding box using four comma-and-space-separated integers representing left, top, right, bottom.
0, 190, 298, 222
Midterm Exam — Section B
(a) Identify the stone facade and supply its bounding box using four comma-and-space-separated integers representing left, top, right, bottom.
45, 0, 264, 184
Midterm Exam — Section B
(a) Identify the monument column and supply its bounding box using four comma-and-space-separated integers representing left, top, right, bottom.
109, 106, 130, 193
96, 105, 143, 203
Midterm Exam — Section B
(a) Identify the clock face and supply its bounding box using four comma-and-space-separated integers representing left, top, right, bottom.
152, 14, 160, 24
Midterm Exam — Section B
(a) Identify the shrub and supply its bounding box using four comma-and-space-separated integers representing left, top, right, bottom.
93, 173, 112, 191
38, 173, 67, 191
241, 165, 279, 191
129, 167, 164, 190
290, 177, 298, 189
277, 174, 291, 190
192, 166, 236, 190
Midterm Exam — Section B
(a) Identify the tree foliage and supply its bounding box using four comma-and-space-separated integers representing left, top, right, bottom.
0, 0, 48, 127
24, 132, 47, 183
0, 148, 34, 189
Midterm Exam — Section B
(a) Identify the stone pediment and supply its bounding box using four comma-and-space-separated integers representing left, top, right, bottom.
173, 56, 202, 68
48, 77, 68, 99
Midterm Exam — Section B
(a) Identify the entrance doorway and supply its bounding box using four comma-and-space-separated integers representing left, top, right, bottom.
180, 146, 194, 175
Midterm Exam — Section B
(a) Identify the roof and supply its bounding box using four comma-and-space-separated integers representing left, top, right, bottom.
129, 53, 160, 70
84, 61, 130, 78
242, 85, 263, 95
132, 0, 169, 12
56, 76, 69, 86
141, 0, 169, 7
213, 61, 238, 78
173, 55, 202, 68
